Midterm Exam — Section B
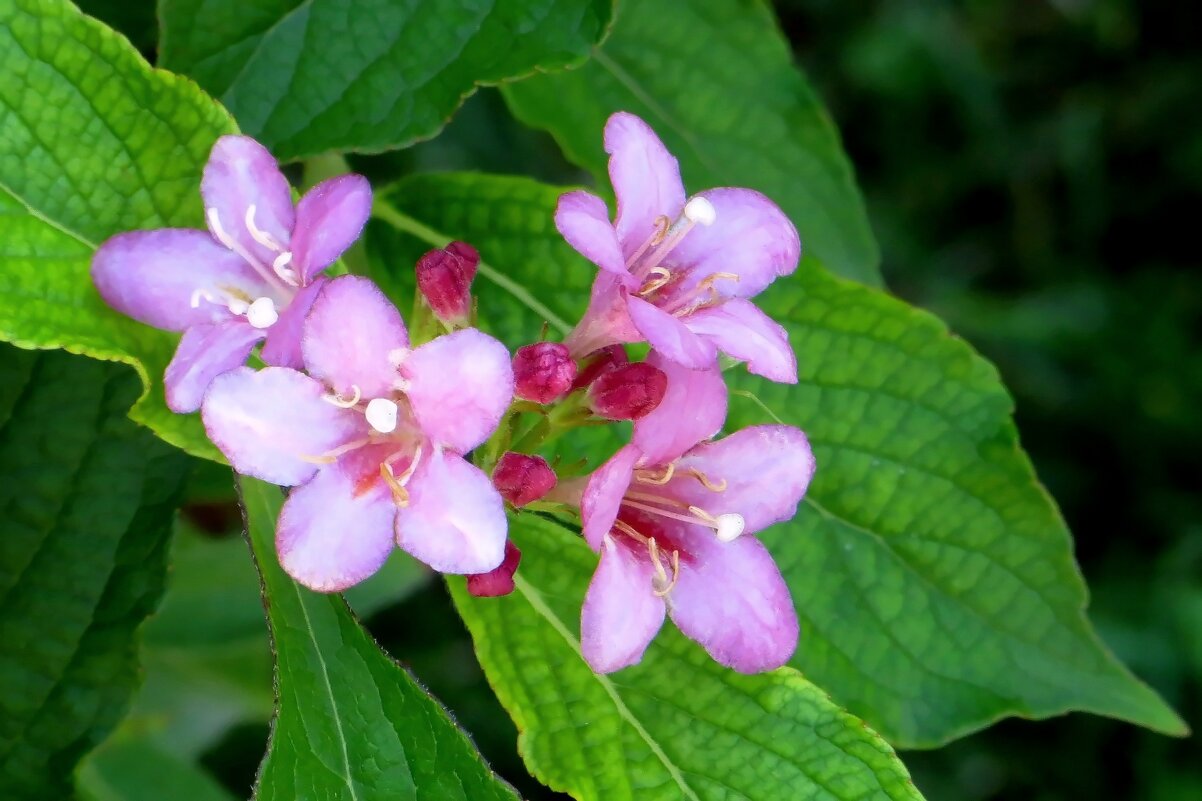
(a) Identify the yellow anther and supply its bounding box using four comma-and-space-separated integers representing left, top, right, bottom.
686, 467, 727, 492
634, 462, 676, 485
322, 384, 362, 408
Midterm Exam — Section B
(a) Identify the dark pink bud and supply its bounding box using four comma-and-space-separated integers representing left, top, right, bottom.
570, 344, 628, 391
466, 541, 521, 598
513, 342, 577, 404
492, 452, 558, 507
416, 242, 477, 324
587, 362, 668, 420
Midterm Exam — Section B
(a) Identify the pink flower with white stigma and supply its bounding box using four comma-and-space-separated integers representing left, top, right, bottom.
91, 136, 371, 412
201, 275, 513, 591
556, 112, 800, 383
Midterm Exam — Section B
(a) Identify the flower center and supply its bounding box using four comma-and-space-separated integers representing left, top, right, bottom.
626, 196, 716, 288
190, 287, 279, 328
365, 398, 399, 433
206, 205, 300, 291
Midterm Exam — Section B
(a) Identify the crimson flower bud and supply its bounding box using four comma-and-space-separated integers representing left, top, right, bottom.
492, 451, 558, 507
587, 362, 668, 420
466, 541, 521, 598
570, 344, 628, 391
513, 342, 577, 404
416, 241, 478, 324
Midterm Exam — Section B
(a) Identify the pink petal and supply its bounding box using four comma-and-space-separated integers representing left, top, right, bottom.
605, 112, 686, 258
395, 449, 507, 574
302, 275, 409, 400
667, 525, 798, 673
260, 277, 327, 369
632, 352, 727, 466
581, 534, 667, 673
670, 188, 800, 300
563, 273, 640, 358
91, 229, 266, 331
401, 329, 513, 453
671, 425, 816, 535
685, 298, 797, 384
164, 319, 264, 413
291, 174, 372, 282
276, 451, 397, 592
626, 295, 716, 369
581, 444, 640, 550
201, 367, 363, 486
555, 191, 632, 283
201, 136, 295, 268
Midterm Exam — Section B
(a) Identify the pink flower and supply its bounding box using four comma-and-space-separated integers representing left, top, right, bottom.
416, 241, 479, 326
586, 362, 667, 421
492, 452, 558, 507
556, 112, 800, 383
92, 136, 371, 412
201, 275, 513, 591
553, 355, 815, 673
512, 342, 577, 404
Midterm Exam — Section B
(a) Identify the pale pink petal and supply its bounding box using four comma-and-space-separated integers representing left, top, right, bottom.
555, 191, 632, 283
667, 525, 798, 673
581, 535, 666, 673
605, 112, 686, 257
401, 329, 513, 453
201, 367, 363, 486
91, 229, 265, 331
201, 136, 295, 268
685, 298, 797, 384
260, 277, 326, 369
302, 276, 409, 399
276, 452, 396, 592
633, 352, 727, 466
670, 188, 800, 300
164, 319, 264, 413
581, 444, 640, 550
291, 174, 372, 282
563, 273, 640, 358
395, 449, 507, 574
626, 295, 716, 369
671, 426, 816, 535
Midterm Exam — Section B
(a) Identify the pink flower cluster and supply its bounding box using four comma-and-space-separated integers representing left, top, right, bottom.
90, 111, 816, 675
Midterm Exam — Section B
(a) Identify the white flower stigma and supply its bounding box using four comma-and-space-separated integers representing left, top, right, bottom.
715, 513, 746, 543
246, 297, 278, 328
683, 196, 717, 226
365, 398, 399, 433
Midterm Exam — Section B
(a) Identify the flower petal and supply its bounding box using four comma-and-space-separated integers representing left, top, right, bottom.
670, 188, 800, 300
302, 275, 409, 399
260, 277, 326, 369
581, 444, 640, 550
201, 135, 295, 268
201, 366, 363, 486
563, 272, 640, 358
394, 449, 507, 574
671, 425, 816, 535
401, 329, 513, 453
164, 319, 264, 413
276, 452, 396, 592
555, 191, 632, 283
626, 295, 716, 369
686, 298, 797, 383
91, 228, 265, 331
581, 534, 667, 673
605, 112, 686, 257
633, 352, 727, 466
667, 526, 798, 673
291, 174, 372, 282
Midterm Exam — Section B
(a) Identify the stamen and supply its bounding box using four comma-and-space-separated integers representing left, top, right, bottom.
612, 518, 649, 544
686, 467, 727, 492
365, 398, 399, 433
631, 197, 720, 278
245, 204, 284, 252
624, 215, 672, 271
633, 462, 676, 485
648, 539, 680, 597
380, 462, 410, 506
299, 436, 373, 464
272, 251, 298, 283
637, 266, 673, 296
663, 271, 740, 317
322, 384, 362, 408
246, 297, 279, 329
620, 497, 745, 543
207, 207, 296, 291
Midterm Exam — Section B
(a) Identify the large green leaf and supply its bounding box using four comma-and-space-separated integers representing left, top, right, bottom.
501, 0, 882, 286
238, 477, 517, 801
0, 0, 238, 460
369, 171, 1185, 747
158, 0, 614, 160
0, 345, 191, 798
450, 514, 923, 801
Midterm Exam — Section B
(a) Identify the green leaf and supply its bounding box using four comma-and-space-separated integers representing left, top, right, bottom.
78, 738, 237, 801
238, 477, 517, 801
158, 0, 614, 160
369, 171, 1185, 747
0, 345, 191, 798
450, 515, 923, 801
501, 0, 882, 286
0, 0, 238, 460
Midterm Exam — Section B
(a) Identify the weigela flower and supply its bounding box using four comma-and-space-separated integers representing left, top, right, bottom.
201, 275, 513, 591
587, 362, 667, 420
512, 342, 577, 404
92, 136, 371, 412
416, 241, 479, 326
492, 452, 557, 507
556, 112, 800, 383
553, 355, 815, 673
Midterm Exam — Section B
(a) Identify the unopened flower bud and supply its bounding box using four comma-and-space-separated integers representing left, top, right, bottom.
513, 342, 577, 404
571, 344, 628, 391
587, 362, 668, 420
416, 241, 478, 324
466, 541, 521, 598
492, 452, 557, 507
